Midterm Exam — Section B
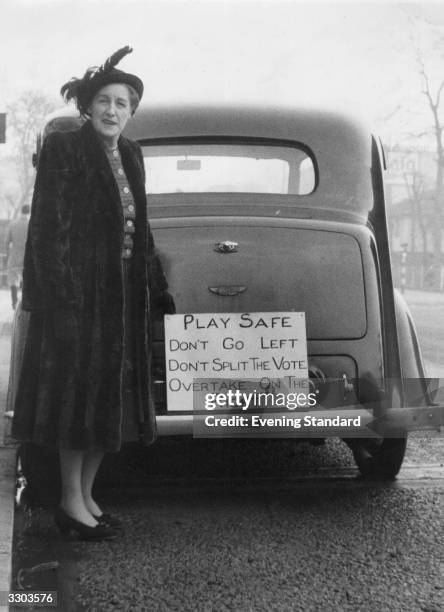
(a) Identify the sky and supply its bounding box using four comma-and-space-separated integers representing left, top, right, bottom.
1, 0, 444, 146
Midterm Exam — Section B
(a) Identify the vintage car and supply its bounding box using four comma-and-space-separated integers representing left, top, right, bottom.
10, 103, 444, 485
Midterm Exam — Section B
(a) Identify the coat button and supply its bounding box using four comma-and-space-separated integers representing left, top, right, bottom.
128, 204, 134, 212
126, 220, 134, 227
118, 168, 124, 175
123, 187, 129, 194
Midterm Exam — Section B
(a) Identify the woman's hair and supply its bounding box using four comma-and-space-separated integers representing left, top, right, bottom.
124, 84, 140, 115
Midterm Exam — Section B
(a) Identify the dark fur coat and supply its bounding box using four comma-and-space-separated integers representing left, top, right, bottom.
12, 120, 168, 451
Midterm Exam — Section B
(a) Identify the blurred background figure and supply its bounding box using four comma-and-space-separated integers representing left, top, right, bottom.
5, 204, 30, 309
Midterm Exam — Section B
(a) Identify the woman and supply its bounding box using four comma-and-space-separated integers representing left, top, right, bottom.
12, 46, 174, 541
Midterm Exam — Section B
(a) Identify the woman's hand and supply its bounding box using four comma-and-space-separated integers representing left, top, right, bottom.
155, 290, 176, 315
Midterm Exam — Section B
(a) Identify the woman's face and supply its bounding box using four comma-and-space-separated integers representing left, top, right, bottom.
88, 83, 132, 147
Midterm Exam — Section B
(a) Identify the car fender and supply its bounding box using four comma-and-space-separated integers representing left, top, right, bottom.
394, 289, 432, 407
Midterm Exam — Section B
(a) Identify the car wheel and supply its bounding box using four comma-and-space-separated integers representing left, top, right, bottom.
344, 436, 407, 480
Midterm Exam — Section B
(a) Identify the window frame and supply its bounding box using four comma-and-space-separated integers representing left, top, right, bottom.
138, 135, 319, 196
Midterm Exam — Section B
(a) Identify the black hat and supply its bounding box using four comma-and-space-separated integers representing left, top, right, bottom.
60, 46, 143, 116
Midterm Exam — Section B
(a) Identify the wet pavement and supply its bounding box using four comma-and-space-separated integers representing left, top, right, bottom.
11, 468, 444, 612
10, 435, 444, 612
4, 288, 444, 611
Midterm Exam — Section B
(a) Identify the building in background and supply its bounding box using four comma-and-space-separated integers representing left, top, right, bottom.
385, 146, 444, 290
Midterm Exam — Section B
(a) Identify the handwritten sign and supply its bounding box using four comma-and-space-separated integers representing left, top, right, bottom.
164, 312, 307, 411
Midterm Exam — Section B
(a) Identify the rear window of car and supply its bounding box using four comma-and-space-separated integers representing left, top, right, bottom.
141, 142, 316, 195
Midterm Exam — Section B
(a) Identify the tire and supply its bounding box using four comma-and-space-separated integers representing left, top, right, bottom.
344, 436, 407, 480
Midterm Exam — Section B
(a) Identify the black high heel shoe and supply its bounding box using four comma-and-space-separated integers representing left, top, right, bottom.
54, 507, 119, 541
93, 513, 123, 530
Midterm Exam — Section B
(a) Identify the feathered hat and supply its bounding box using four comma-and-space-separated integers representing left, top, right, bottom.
60, 46, 143, 116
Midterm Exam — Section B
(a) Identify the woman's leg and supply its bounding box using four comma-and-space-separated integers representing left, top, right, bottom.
81, 450, 106, 517
59, 449, 97, 526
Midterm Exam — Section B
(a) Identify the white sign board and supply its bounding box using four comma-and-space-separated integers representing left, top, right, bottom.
164, 312, 308, 411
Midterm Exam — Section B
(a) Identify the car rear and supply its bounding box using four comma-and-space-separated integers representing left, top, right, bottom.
123, 106, 397, 434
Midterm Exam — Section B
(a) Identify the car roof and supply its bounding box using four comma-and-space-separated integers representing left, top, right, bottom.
44, 102, 370, 149
126, 103, 368, 142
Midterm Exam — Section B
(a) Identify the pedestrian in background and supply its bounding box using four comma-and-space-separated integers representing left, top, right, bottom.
12, 46, 174, 541
5, 204, 30, 309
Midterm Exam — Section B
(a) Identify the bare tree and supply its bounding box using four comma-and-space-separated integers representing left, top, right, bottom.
6, 90, 57, 214
0, 181, 16, 220
403, 169, 426, 254
416, 54, 444, 288
401, 168, 437, 288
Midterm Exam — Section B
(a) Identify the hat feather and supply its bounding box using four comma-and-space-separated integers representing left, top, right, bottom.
100, 46, 133, 74
60, 77, 84, 105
